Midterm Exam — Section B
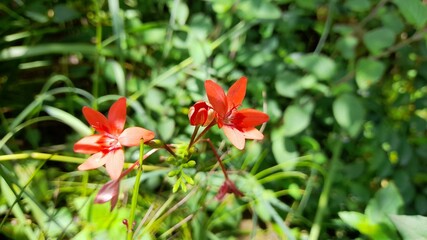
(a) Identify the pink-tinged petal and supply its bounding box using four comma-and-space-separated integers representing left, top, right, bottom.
78, 152, 108, 170
222, 125, 245, 150
119, 127, 155, 146
205, 80, 228, 117
105, 149, 124, 180
227, 76, 247, 111
94, 179, 120, 211
233, 109, 269, 128
108, 97, 127, 134
95, 180, 119, 203
83, 106, 111, 133
242, 128, 264, 140
74, 135, 103, 154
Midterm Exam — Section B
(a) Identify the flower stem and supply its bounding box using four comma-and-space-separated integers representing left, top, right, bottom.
205, 139, 229, 180
309, 140, 343, 240
190, 121, 215, 148
127, 140, 145, 240
187, 125, 200, 150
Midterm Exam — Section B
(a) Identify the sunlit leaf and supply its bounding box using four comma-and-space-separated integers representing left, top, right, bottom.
390, 215, 427, 239
282, 100, 314, 137
356, 58, 386, 90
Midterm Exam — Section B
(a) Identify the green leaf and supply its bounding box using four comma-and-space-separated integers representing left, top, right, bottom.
187, 34, 212, 65
339, 211, 389, 239
169, 1, 189, 25
363, 28, 395, 55
291, 53, 336, 80
345, 0, 371, 12
104, 60, 126, 96
272, 129, 299, 170
275, 71, 303, 98
390, 215, 427, 240
365, 182, 404, 227
336, 35, 358, 59
52, 4, 80, 23
140, 28, 167, 44
43, 106, 91, 136
158, 117, 175, 141
237, 0, 281, 20
283, 100, 314, 137
355, 58, 386, 90
333, 93, 366, 137
339, 211, 371, 231
392, 0, 427, 29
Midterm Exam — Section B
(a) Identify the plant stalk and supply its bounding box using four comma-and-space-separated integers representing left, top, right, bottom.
309, 140, 343, 240
127, 140, 145, 240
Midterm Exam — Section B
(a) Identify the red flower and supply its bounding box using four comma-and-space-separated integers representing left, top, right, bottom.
205, 77, 269, 150
74, 97, 155, 180
188, 101, 215, 126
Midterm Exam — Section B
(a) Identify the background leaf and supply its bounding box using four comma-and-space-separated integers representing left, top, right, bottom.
333, 93, 366, 137
390, 215, 427, 240
392, 0, 427, 29
356, 58, 386, 90
363, 28, 395, 55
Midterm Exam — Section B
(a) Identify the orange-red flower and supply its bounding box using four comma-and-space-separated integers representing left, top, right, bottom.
74, 97, 155, 180
205, 77, 269, 150
188, 101, 215, 126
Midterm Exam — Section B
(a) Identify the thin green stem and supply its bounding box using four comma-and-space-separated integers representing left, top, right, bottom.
127, 140, 145, 240
0, 152, 85, 163
187, 125, 200, 151
309, 141, 343, 240
0, 152, 162, 171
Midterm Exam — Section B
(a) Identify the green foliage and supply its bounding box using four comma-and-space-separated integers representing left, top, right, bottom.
1, 0, 427, 239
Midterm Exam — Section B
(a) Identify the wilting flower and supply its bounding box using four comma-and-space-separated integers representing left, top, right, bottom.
74, 97, 155, 180
204, 77, 269, 150
216, 179, 244, 200
95, 179, 120, 211
188, 101, 215, 126
94, 148, 159, 211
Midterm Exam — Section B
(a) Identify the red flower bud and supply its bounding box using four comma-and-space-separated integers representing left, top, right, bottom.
188, 101, 215, 126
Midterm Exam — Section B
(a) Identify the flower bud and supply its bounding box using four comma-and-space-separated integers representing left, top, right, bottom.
188, 101, 215, 126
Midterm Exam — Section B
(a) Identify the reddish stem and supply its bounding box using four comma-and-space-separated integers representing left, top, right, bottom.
204, 138, 229, 180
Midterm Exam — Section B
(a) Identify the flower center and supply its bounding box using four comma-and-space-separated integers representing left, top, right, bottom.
99, 133, 121, 152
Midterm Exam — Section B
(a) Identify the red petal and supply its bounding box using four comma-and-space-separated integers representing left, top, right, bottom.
78, 152, 108, 170
105, 149, 124, 180
242, 128, 264, 140
83, 106, 111, 133
108, 97, 127, 134
222, 125, 245, 150
119, 127, 155, 146
227, 76, 247, 111
74, 135, 103, 153
233, 109, 269, 128
205, 80, 228, 117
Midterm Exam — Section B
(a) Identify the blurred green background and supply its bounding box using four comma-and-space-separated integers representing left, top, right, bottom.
1, 0, 427, 239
